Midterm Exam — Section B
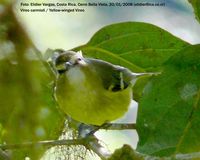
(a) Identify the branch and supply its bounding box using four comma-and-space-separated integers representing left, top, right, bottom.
0, 139, 86, 150
0, 137, 110, 160
85, 123, 136, 136
85, 135, 111, 160
101, 123, 136, 130
77, 123, 135, 159
87, 141, 110, 160
2, 137, 200, 160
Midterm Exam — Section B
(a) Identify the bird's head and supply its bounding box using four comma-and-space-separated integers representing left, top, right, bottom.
54, 50, 86, 74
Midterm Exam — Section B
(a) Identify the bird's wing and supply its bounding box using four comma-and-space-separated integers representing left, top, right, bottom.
88, 59, 132, 92
107, 67, 131, 92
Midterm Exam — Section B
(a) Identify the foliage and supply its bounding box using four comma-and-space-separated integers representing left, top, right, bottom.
108, 145, 143, 160
0, 5, 64, 159
189, 0, 200, 23
74, 20, 200, 159
0, 1, 200, 160
137, 45, 200, 156
74, 22, 189, 101
74, 22, 189, 72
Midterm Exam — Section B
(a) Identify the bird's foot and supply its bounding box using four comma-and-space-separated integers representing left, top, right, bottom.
78, 123, 110, 138
78, 123, 96, 138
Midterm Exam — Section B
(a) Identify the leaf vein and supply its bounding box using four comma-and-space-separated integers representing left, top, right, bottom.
82, 46, 144, 71
92, 32, 161, 47
175, 89, 200, 152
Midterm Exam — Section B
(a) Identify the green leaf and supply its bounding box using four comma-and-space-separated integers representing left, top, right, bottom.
136, 45, 200, 156
74, 22, 189, 72
189, 0, 200, 23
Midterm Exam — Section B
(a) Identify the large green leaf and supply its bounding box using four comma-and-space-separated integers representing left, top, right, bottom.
189, 0, 200, 23
136, 45, 200, 156
75, 22, 189, 72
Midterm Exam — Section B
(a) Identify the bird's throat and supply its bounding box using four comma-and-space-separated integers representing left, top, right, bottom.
66, 67, 86, 85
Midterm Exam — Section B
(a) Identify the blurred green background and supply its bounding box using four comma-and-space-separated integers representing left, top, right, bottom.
0, 0, 200, 159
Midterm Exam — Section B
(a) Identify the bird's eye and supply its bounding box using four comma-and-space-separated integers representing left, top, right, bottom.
77, 58, 82, 61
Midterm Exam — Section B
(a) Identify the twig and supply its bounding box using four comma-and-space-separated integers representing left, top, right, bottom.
85, 135, 111, 160
86, 123, 136, 136
77, 123, 135, 159
0, 137, 110, 160
101, 123, 136, 130
2, 137, 200, 160
0, 139, 86, 150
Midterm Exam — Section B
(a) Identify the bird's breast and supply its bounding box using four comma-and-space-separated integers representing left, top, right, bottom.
55, 66, 132, 125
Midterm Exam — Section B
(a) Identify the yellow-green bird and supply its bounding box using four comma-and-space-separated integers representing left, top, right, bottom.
53, 50, 153, 125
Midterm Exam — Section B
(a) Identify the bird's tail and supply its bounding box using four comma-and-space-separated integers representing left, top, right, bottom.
132, 72, 161, 77
130, 72, 161, 85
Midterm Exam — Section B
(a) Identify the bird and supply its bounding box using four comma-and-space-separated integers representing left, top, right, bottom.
52, 49, 155, 126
